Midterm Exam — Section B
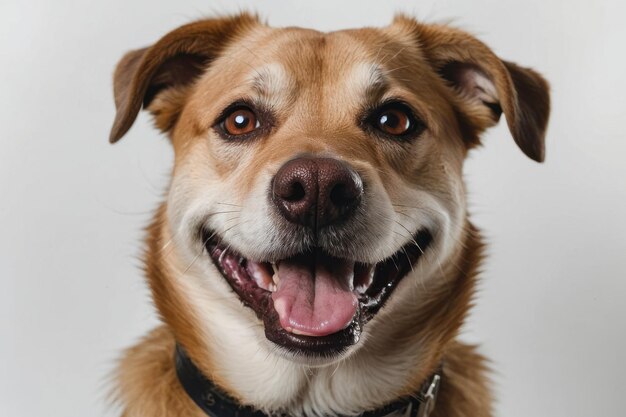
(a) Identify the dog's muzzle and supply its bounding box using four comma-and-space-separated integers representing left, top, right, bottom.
202, 156, 432, 357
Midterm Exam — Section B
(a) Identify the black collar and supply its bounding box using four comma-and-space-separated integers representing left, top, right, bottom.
175, 344, 442, 417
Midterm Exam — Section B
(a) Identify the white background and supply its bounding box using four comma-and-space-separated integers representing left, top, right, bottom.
1, 1, 625, 416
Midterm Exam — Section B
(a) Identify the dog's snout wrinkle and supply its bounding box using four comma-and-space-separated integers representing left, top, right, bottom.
272, 157, 363, 230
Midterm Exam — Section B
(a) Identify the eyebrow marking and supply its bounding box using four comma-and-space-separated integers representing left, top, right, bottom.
248, 63, 294, 102
349, 62, 390, 103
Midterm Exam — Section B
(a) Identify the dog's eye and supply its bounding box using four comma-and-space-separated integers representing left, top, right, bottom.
377, 109, 410, 135
368, 102, 424, 139
221, 107, 260, 136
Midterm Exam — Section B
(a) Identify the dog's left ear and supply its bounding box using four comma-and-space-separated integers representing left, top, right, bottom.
109, 13, 259, 143
395, 16, 550, 162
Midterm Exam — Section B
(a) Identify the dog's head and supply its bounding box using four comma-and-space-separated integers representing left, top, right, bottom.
111, 12, 548, 403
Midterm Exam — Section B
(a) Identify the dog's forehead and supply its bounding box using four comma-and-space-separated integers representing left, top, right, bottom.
225, 27, 414, 105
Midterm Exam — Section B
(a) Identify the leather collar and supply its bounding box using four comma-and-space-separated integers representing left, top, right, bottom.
175, 344, 442, 417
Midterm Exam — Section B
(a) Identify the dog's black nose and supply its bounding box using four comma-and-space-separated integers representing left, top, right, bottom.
272, 157, 363, 228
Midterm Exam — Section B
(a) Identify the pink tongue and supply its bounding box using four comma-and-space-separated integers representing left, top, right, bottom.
271, 254, 358, 337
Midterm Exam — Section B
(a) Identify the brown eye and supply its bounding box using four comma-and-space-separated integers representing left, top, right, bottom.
222, 107, 259, 136
377, 108, 411, 135
367, 102, 425, 140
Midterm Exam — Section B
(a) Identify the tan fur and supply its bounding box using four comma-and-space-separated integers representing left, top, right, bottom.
109, 12, 549, 417
115, 326, 205, 417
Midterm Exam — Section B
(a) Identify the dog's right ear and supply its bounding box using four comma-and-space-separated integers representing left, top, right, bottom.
109, 13, 259, 143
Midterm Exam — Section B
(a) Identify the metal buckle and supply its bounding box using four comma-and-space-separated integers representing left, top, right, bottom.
416, 374, 441, 417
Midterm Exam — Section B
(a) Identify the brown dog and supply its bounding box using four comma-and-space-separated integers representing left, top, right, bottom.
109, 13, 549, 417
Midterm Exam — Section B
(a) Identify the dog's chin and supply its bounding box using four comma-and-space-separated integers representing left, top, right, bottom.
201, 227, 432, 361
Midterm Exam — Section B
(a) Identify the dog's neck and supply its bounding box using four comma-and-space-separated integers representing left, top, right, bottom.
124, 206, 486, 417
175, 343, 442, 417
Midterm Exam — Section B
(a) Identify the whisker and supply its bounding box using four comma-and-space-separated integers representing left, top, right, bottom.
216, 202, 243, 208
240, 44, 267, 66
159, 210, 241, 256
384, 65, 410, 74
223, 215, 241, 225
393, 219, 423, 253
302, 366, 312, 384
181, 231, 216, 275
381, 46, 407, 66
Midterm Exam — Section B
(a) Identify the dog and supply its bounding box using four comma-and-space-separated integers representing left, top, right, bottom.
109, 13, 549, 417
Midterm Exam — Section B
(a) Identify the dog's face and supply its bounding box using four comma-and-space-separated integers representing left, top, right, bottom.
111, 12, 548, 383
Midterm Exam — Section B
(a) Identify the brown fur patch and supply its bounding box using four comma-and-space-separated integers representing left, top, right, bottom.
393, 15, 550, 161
110, 13, 261, 142
114, 326, 204, 417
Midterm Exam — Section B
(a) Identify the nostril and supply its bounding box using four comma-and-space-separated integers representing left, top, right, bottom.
328, 168, 363, 211
285, 181, 306, 202
330, 183, 351, 206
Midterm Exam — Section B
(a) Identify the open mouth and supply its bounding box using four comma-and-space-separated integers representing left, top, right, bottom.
202, 229, 432, 357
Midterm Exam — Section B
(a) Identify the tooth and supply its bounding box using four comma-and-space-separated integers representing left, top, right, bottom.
348, 269, 355, 292
270, 263, 280, 285
269, 283, 277, 292
218, 249, 227, 265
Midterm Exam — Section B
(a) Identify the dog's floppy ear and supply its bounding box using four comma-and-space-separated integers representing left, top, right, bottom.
109, 13, 259, 143
396, 16, 550, 162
